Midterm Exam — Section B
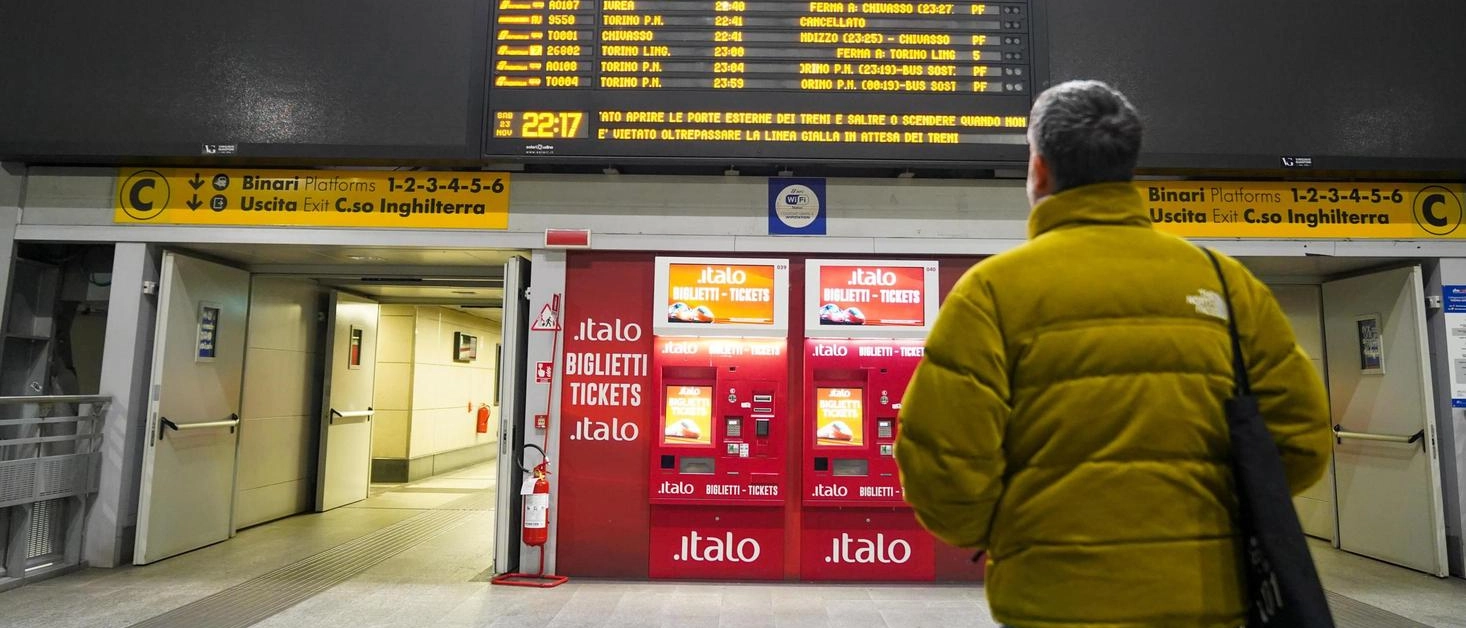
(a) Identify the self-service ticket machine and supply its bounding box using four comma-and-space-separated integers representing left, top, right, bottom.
648, 257, 790, 579
801, 260, 940, 580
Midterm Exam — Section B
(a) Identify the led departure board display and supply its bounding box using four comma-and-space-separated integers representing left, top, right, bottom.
484, 0, 1034, 164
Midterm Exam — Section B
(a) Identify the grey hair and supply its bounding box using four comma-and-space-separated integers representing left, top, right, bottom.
1027, 80, 1143, 193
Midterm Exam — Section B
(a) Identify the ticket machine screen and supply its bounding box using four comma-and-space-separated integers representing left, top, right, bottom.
663, 385, 714, 447
814, 388, 864, 448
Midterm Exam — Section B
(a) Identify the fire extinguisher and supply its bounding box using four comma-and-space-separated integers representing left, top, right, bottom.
520, 443, 551, 547
476, 404, 491, 434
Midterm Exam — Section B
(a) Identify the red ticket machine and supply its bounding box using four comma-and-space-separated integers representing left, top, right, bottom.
648, 257, 790, 580
800, 260, 940, 581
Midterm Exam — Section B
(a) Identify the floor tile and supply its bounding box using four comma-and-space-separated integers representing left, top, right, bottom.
5, 461, 1465, 628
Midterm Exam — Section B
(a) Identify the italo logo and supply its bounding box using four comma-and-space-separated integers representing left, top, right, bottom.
662, 341, 700, 355
697, 266, 748, 285
673, 531, 762, 563
825, 533, 912, 564
813, 344, 848, 357
658, 481, 695, 495
576, 317, 643, 342
848, 268, 898, 286
568, 417, 639, 442
813, 484, 848, 497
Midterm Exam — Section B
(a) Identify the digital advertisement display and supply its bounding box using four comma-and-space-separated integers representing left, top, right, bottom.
817, 265, 927, 326
815, 387, 863, 447
665, 263, 779, 326
664, 385, 714, 446
805, 259, 937, 338
484, 0, 1033, 163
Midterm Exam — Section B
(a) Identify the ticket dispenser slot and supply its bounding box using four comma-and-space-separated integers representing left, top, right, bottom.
680, 457, 715, 474
832, 459, 868, 476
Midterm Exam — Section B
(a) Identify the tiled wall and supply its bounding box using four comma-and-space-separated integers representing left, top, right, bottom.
235, 277, 324, 529
372, 305, 416, 459
372, 306, 500, 461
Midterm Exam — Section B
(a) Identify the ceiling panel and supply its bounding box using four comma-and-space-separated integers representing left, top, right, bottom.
177, 243, 525, 268
337, 285, 506, 300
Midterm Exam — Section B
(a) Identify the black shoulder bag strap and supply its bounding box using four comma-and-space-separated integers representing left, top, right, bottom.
1202, 248, 1335, 628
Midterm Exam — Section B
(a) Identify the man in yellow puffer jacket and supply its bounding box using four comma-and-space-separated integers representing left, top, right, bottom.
895, 80, 1333, 627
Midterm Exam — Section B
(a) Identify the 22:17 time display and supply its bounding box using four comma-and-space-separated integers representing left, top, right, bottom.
494, 111, 590, 139
1291, 186, 1404, 204
386, 176, 505, 194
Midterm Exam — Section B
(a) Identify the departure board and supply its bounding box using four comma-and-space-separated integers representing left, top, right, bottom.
483, 0, 1034, 164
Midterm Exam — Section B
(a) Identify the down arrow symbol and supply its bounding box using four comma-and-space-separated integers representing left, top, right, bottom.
187, 195, 202, 210
189, 173, 205, 190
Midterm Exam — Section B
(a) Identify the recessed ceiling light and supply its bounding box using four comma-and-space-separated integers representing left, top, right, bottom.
345, 255, 387, 262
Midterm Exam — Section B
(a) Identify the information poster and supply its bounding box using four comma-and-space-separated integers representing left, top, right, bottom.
1444, 286, 1466, 407
664, 385, 714, 446
196, 303, 220, 362
1356, 314, 1385, 375
815, 387, 863, 447
665, 263, 777, 325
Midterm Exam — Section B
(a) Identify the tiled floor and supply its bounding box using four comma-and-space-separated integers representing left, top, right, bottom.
1, 462, 1463, 627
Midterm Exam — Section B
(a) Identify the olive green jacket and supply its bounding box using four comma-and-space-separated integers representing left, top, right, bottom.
895, 182, 1332, 627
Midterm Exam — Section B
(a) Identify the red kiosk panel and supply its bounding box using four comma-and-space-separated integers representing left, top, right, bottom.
799, 509, 934, 581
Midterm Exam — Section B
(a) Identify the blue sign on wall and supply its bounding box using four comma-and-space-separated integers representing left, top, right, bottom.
197, 304, 220, 362
769, 178, 826, 235
1444, 285, 1466, 313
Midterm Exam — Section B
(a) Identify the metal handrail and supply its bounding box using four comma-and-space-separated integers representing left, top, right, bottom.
329, 407, 374, 424
158, 414, 240, 440
0, 395, 111, 406
1333, 425, 1425, 445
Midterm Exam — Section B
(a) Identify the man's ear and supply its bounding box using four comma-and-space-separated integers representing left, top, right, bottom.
1026, 149, 1053, 205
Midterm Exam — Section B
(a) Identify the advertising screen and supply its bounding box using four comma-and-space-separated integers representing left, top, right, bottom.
664, 385, 715, 446
665, 263, 778, 326
815, 387, 863, 447
817, 265, 927, 327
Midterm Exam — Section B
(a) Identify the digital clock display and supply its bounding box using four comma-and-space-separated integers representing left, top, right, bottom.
494, 111, 591, 138
483, 0, 1035, 164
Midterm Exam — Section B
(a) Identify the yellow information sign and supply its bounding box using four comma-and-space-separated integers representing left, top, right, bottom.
1138, 181, 1466, 239
115, 168, 510, 229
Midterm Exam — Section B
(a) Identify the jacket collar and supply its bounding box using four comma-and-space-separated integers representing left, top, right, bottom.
1027, 182, 1151, 239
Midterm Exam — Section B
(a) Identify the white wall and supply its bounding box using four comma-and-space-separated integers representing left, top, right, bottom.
234, 277, 324, 529
1430, 260, 1466, 576
409, 307, 500, 457
1272, 284, 1335, 541
372, 305, 415, 459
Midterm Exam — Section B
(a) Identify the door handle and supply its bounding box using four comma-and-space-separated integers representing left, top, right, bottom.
159, 413, 240, 440
1332, 424, 1425, 446
330, 407, 375, 424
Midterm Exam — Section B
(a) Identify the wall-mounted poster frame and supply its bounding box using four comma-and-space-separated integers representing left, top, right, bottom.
1356, 313, 1385, 375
